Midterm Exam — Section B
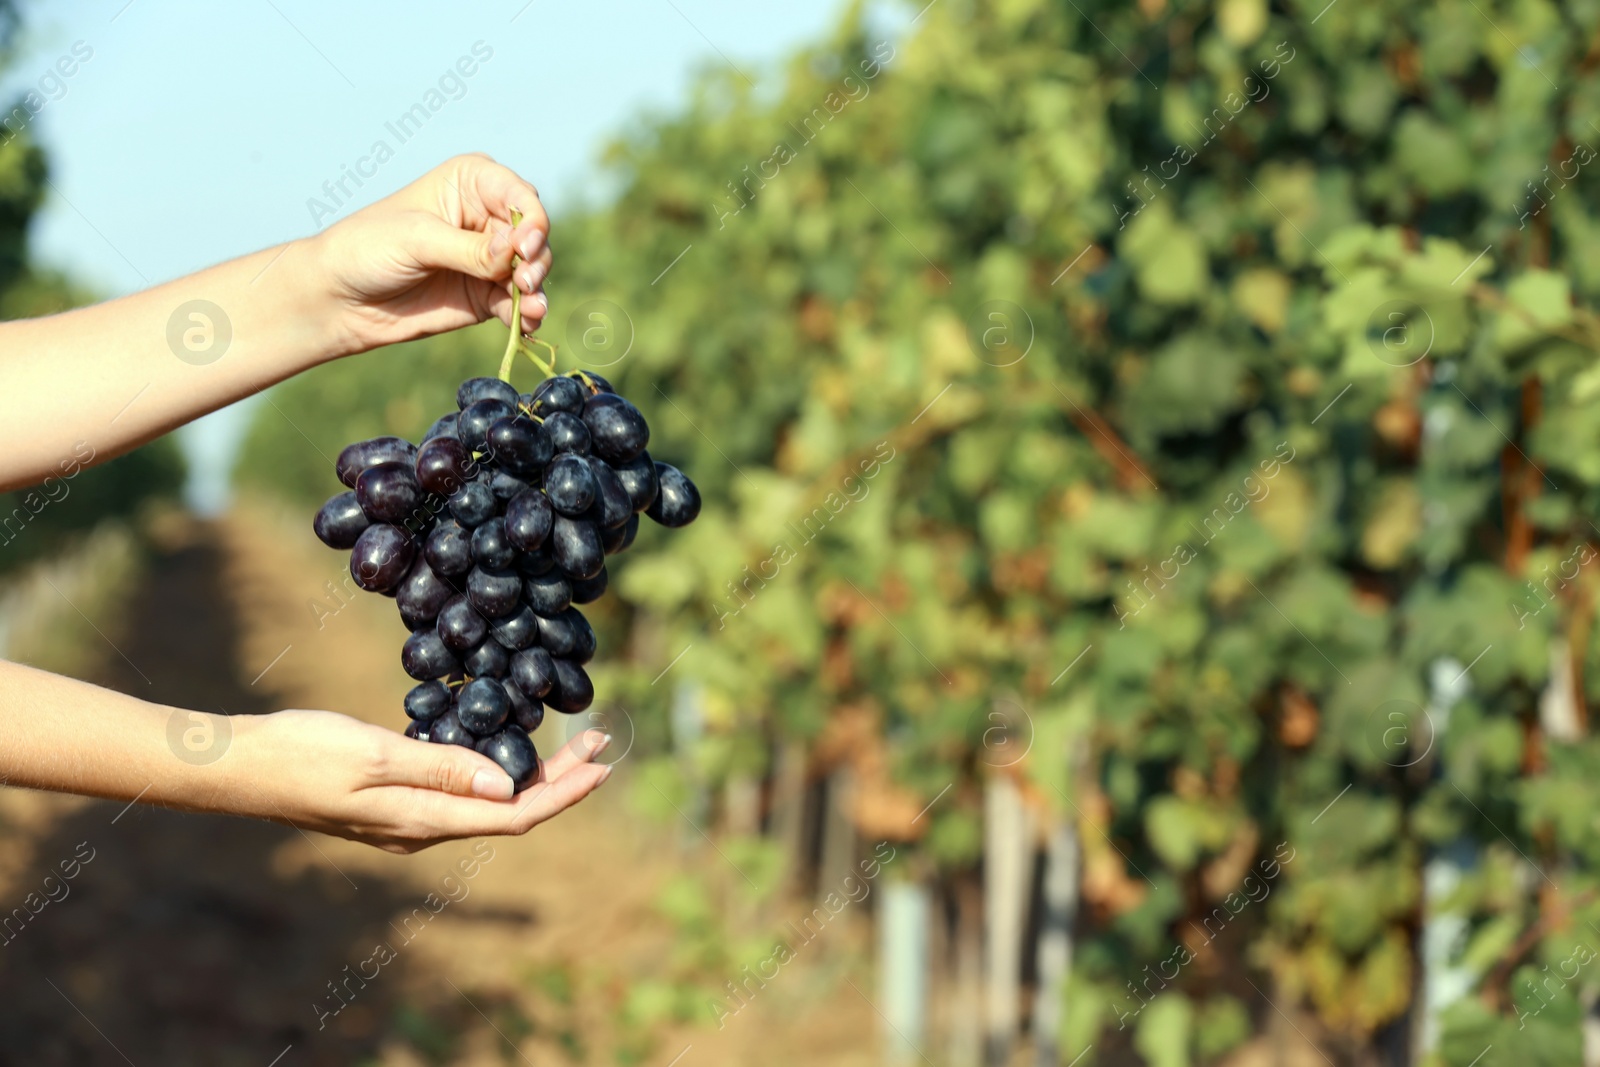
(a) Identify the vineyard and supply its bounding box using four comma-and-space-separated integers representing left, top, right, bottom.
216, 0, 1600, 1064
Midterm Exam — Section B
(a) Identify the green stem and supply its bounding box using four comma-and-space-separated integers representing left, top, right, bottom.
498, 208, 526, 383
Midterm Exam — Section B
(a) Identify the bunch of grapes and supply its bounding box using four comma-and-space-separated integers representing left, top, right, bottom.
311, 367, 700, 791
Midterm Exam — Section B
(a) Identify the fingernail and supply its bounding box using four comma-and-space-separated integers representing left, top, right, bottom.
598, 764, 614, 784
529, 292, 548, 315
472, 769, 513, 799
519, 229, 545, 260
592, 732, 613, 756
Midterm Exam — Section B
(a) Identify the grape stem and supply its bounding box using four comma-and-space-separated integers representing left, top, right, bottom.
497, 208, 526, 383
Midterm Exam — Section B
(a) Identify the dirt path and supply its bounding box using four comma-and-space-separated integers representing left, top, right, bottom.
0, 509, 880, 1066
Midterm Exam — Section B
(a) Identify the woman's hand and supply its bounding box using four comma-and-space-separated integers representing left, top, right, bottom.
229, 709, 613, 853
313, 153, 554, 358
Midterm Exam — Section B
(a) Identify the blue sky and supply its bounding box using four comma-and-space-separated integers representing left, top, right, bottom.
1, 0, 854, 507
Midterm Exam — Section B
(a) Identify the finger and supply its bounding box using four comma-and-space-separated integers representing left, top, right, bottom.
513, 245, 553, 295
482, 282, 548, 332
451, 154, 550, 242
508, 761, 611, 832
539, 727, 611, 780
378, 733, 515, 800
394, 760, 610, 839
408, 213, 517, 284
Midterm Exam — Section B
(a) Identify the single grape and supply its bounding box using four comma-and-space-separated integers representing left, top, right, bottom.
538, 607, 595, 663
480, 725, 540, 792
508, 684, 545, 734
355, 461, 422, 525
532, 375, 586, 415
546, 658, 594, 713
428, 710, 476, 748
337, 437, 416, 489
486, 416, 553, 478
545, 454, 597, 516
488, 604, 539, 651
467, 564, 522, 618
404, 680, 452, 722
646, 463, 702, 527
456, 677, 510, 735
583, 393, 650, 463
504, 487, 553, 551
543, 411, 591, 455
570, 567, 608, 604
523, 570, 572, 617
509, 646, 556, 699
600, 514, 638, 556
571, 613, 597, 663
448, 479, 498, 527
457, 377, 521, 410
573, 370, 614, 394
489, 469, 530, 501
415, 436, 474, 496
425, 520, 474, 578
350, 524, 415, 594
590, 460, 633, 528
421, 412, 459, 443
437, 593, 489, 651
459, 398, 516, 453
397, 555, 459, 630
463, 638, 511, 679
613, 452, 660, 513
402, 628, 460, 680
470, 516, 516, 570
313, 490, 369, 549
551, 514, 604, 579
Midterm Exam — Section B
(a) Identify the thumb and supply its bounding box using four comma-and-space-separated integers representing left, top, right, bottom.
408, 213, 515, 283
386, 734, 515, 800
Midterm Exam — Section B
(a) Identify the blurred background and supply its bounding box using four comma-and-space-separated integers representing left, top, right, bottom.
0, 0, 1593, 1064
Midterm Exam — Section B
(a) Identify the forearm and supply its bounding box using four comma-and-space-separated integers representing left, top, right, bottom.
0, 658, 247, 814
0, 235, 345, 491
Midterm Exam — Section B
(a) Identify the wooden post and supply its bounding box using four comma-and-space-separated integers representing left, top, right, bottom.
880, 880, 931, 1065
985, 775, 1032, 1065
818, 767, 859, 903
1033, 817, 1079, 1065
949, 874, 984, 1067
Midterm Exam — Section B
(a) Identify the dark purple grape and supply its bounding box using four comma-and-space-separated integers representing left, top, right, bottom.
437, 593, 488, 651
470, 517, 515, 570
448, 479, 498, 527
539, 607, 595, 662
397, 556, 459, 630
546, 658, 594, 713
488, 605, 539, 651
429, 710, 475, 748
415, 436, 474, 496
516, 544, 556, 576
523, 570, 571, 617
546, 454, 596, 516
486, 416, 553, 478
506, 682, 545, 733
463, 639, 510, 680
459, 398, 516, 453
574, 370, 614, 394
601, 514, 638, 555
337, 437, 416, 489
313, 491, 369, 549
404, 720, 430, 741
402, 629, 460, 680
509, 646, 556, 699
350, 524, 414, 594
647, 463, 701, 528
551, 514, 604, 579
488, 469, 530, 501
583, 393, 650, 463
570, 568, 608, 603
480, 725, 540, 792
422, 413, 459, 443
613, 452, 660, 513
590, 460, 633, 528
405, 680, 452, 722
532, 375, 586, 415
355, 461, 422, 525
505, 488, 553, 550
467, 565, 522, 618
543, 411, 591, 455
456, 677, 509, 735
425, 519, 473, 577
458, 377, 520, 410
